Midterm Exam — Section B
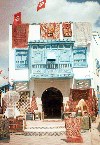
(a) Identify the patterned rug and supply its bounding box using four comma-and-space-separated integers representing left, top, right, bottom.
65, 117, 83, 143
0, 118, 10, 142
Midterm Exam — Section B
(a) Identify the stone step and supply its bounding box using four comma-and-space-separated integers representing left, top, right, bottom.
24, 131, 66, 136
24, 127, 66, 132
24, 120, 66, 136
29, 126, 65, 129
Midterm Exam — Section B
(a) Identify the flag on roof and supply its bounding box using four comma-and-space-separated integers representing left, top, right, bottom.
13, 12, 21, 26
37, 0, 46, 11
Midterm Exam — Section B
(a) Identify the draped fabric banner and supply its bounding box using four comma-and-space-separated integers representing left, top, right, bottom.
12, 24, 29, 48
62, 22, 72, 37
73, 22, 92, 45
40, 23, 60, 39
65, 118, 83, 143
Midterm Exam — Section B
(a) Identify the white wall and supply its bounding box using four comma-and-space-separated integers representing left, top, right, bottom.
90, 32, 100, 93
73, 68, 91, 79
28, 25, 40, 41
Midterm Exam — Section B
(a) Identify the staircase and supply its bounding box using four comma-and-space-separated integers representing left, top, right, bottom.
24, 119, 66, 136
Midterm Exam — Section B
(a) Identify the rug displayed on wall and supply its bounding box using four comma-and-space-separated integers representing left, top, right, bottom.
16, 91, 30, 114
69, 88, 97, 116
12, 23, 29, 48
73, 22, 92, 45
71, 89, 89, 101
62, 22, 72, 37
40, 23, 60, 39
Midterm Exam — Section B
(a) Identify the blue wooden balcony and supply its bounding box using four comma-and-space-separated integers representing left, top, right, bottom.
31, 62, 73, 79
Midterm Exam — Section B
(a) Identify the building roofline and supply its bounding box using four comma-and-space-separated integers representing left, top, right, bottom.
28, 40, 75, 45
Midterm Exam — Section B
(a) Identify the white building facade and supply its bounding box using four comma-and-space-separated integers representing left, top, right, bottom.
9, 22, 100, 117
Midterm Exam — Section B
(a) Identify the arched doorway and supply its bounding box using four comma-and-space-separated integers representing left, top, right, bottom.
41, 87, 63, 119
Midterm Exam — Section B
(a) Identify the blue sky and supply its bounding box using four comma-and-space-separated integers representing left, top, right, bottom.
0, 0, 100, 85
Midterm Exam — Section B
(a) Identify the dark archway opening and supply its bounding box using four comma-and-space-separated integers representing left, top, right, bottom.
41, 87, 63, 119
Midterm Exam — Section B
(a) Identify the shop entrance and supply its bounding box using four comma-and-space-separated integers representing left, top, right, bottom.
41, 87, 63, 119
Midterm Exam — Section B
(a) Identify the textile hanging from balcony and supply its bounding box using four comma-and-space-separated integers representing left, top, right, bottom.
40, 23, 60, 39
62, 22, 72, 37
65, 117, 83, 143
73, 22, 92, 45
12, 24, 29, 48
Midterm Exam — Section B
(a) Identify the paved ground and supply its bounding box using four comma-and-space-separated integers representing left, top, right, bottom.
0, 118, 100, 145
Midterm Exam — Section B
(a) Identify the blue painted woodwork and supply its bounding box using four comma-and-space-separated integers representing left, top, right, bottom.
15, 49, 29, 69
14, 41, 88, 79
73, 47, 87, 68
29, 40, 74, 79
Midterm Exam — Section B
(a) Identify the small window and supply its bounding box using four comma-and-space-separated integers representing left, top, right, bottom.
38, 45, 44, 49
59, 44, 63, 48
15, 49, 28, 69
64, 44, 70, 48
73, 47, 87, 68
51, 44, 58, 48
46, 45, 51, 49
33, 45, 37, 49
